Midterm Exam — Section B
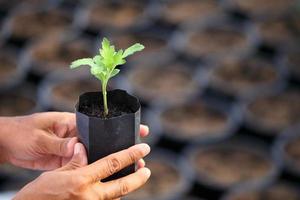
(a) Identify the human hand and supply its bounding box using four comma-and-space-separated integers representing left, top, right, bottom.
14, 143, 151, 200
0, 112, 149, 170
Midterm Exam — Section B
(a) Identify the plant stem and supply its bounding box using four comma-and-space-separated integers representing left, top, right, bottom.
102, 81, 108, 117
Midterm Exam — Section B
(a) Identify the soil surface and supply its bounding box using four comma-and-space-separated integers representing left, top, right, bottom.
125, 160, 180, 199
129, 64, 196, 104
229, 0, 295, 16
162, 0, 219, 24
285, 136, 300, 168
186, 27, 247, 57
211, 57, 278, 95
193, 147, 272, 187
52, 79, 99, 111
258, 18, 294, 44
79, 100, 134, 119
161, 102, 228, 137
31, 36, 91, 73
11, 9, 71, 39
0, 53, 17, 81
287, 50, 300, 77
248, 91, 300, 132
228, 183, 300, 200
88, 1, 144, 29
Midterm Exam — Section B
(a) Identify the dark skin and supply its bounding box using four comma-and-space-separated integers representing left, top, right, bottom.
0, 112, 151, 200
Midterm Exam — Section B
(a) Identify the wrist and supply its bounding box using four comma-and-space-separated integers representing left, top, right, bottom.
0, 117, 17, 164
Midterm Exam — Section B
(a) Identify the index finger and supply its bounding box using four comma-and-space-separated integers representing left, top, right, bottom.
81, 143, 151, 182
30, 112, 75, 127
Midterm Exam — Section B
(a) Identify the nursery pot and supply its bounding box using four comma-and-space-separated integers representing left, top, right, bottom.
75, 89, 141, 181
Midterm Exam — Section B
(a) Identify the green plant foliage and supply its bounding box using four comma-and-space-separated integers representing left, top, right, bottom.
70, 37, 144, 117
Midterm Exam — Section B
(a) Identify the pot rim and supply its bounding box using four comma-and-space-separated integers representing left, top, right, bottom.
75, 89, 141, 121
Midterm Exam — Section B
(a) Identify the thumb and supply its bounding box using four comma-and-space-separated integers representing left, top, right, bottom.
40, 134, 77, 157
58, 143, 88, 171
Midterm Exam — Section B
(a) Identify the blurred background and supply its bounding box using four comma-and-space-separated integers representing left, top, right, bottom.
0, 0, 300, 199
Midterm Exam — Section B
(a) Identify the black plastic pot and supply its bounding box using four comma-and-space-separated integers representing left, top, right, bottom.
0, 86, 41, 116
170, 14, 259, 62
244, 89, 300, 136
284, 47, 300, 82
24, 31, 93, 77
74, 0, 155, 35
207, 55, 287, 101
221, 0, 296, 20
184, 136, 280, 192
0, 46, 30, 93
38, 69, 100, 112
254, 16, 297, 49
159, 0, 221, 26
1, 4, 73, 46
119, 59, 203, 108
145, 97, 241, 145
222, 181, 300, 200
184, 196, 206, 200
75, 89, 141, 181
273, 125, 300, 178
124, 149, 192, 200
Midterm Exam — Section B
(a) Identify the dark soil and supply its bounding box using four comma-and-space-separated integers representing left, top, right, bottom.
79, 101, 134, 119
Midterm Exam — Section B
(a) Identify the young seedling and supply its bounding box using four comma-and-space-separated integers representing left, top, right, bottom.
70, 37, 144, 117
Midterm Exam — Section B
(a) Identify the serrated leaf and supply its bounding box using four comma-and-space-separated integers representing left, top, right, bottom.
110, 69, 120, 78
113, 50, 126, 67
100, 37, 115, 68
91, 65, 103, 76
70, 58, 97, 69
122, 43, 145, 58
93, 55, 103, 67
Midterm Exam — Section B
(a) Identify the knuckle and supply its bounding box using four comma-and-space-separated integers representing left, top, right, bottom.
58, 140, 65, 154
128, 151, 137, 164
118, 179, 129, 196
69, 160, 83, 170
106, 157, 121, 176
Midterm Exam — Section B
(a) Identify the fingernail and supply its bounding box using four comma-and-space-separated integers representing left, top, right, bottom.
143, 125, 149, 132
143, 168, 151, 178
137, 143, 151, 155
74, 143, 81, 155
140, 159, 145, 166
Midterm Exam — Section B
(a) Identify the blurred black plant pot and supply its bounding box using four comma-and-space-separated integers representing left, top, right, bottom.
75, 89, 141, 181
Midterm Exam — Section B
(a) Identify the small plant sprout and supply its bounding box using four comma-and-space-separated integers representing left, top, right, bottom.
70, 37, 144, 117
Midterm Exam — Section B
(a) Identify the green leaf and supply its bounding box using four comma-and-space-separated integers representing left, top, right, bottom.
100, 37, 115, 68
113, 50, 126, 67
122, 43, 145, 58
70, 58, 97, 69
91, 65, 103, 77
93, 55, 103, 67
110, 69, 120, 78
